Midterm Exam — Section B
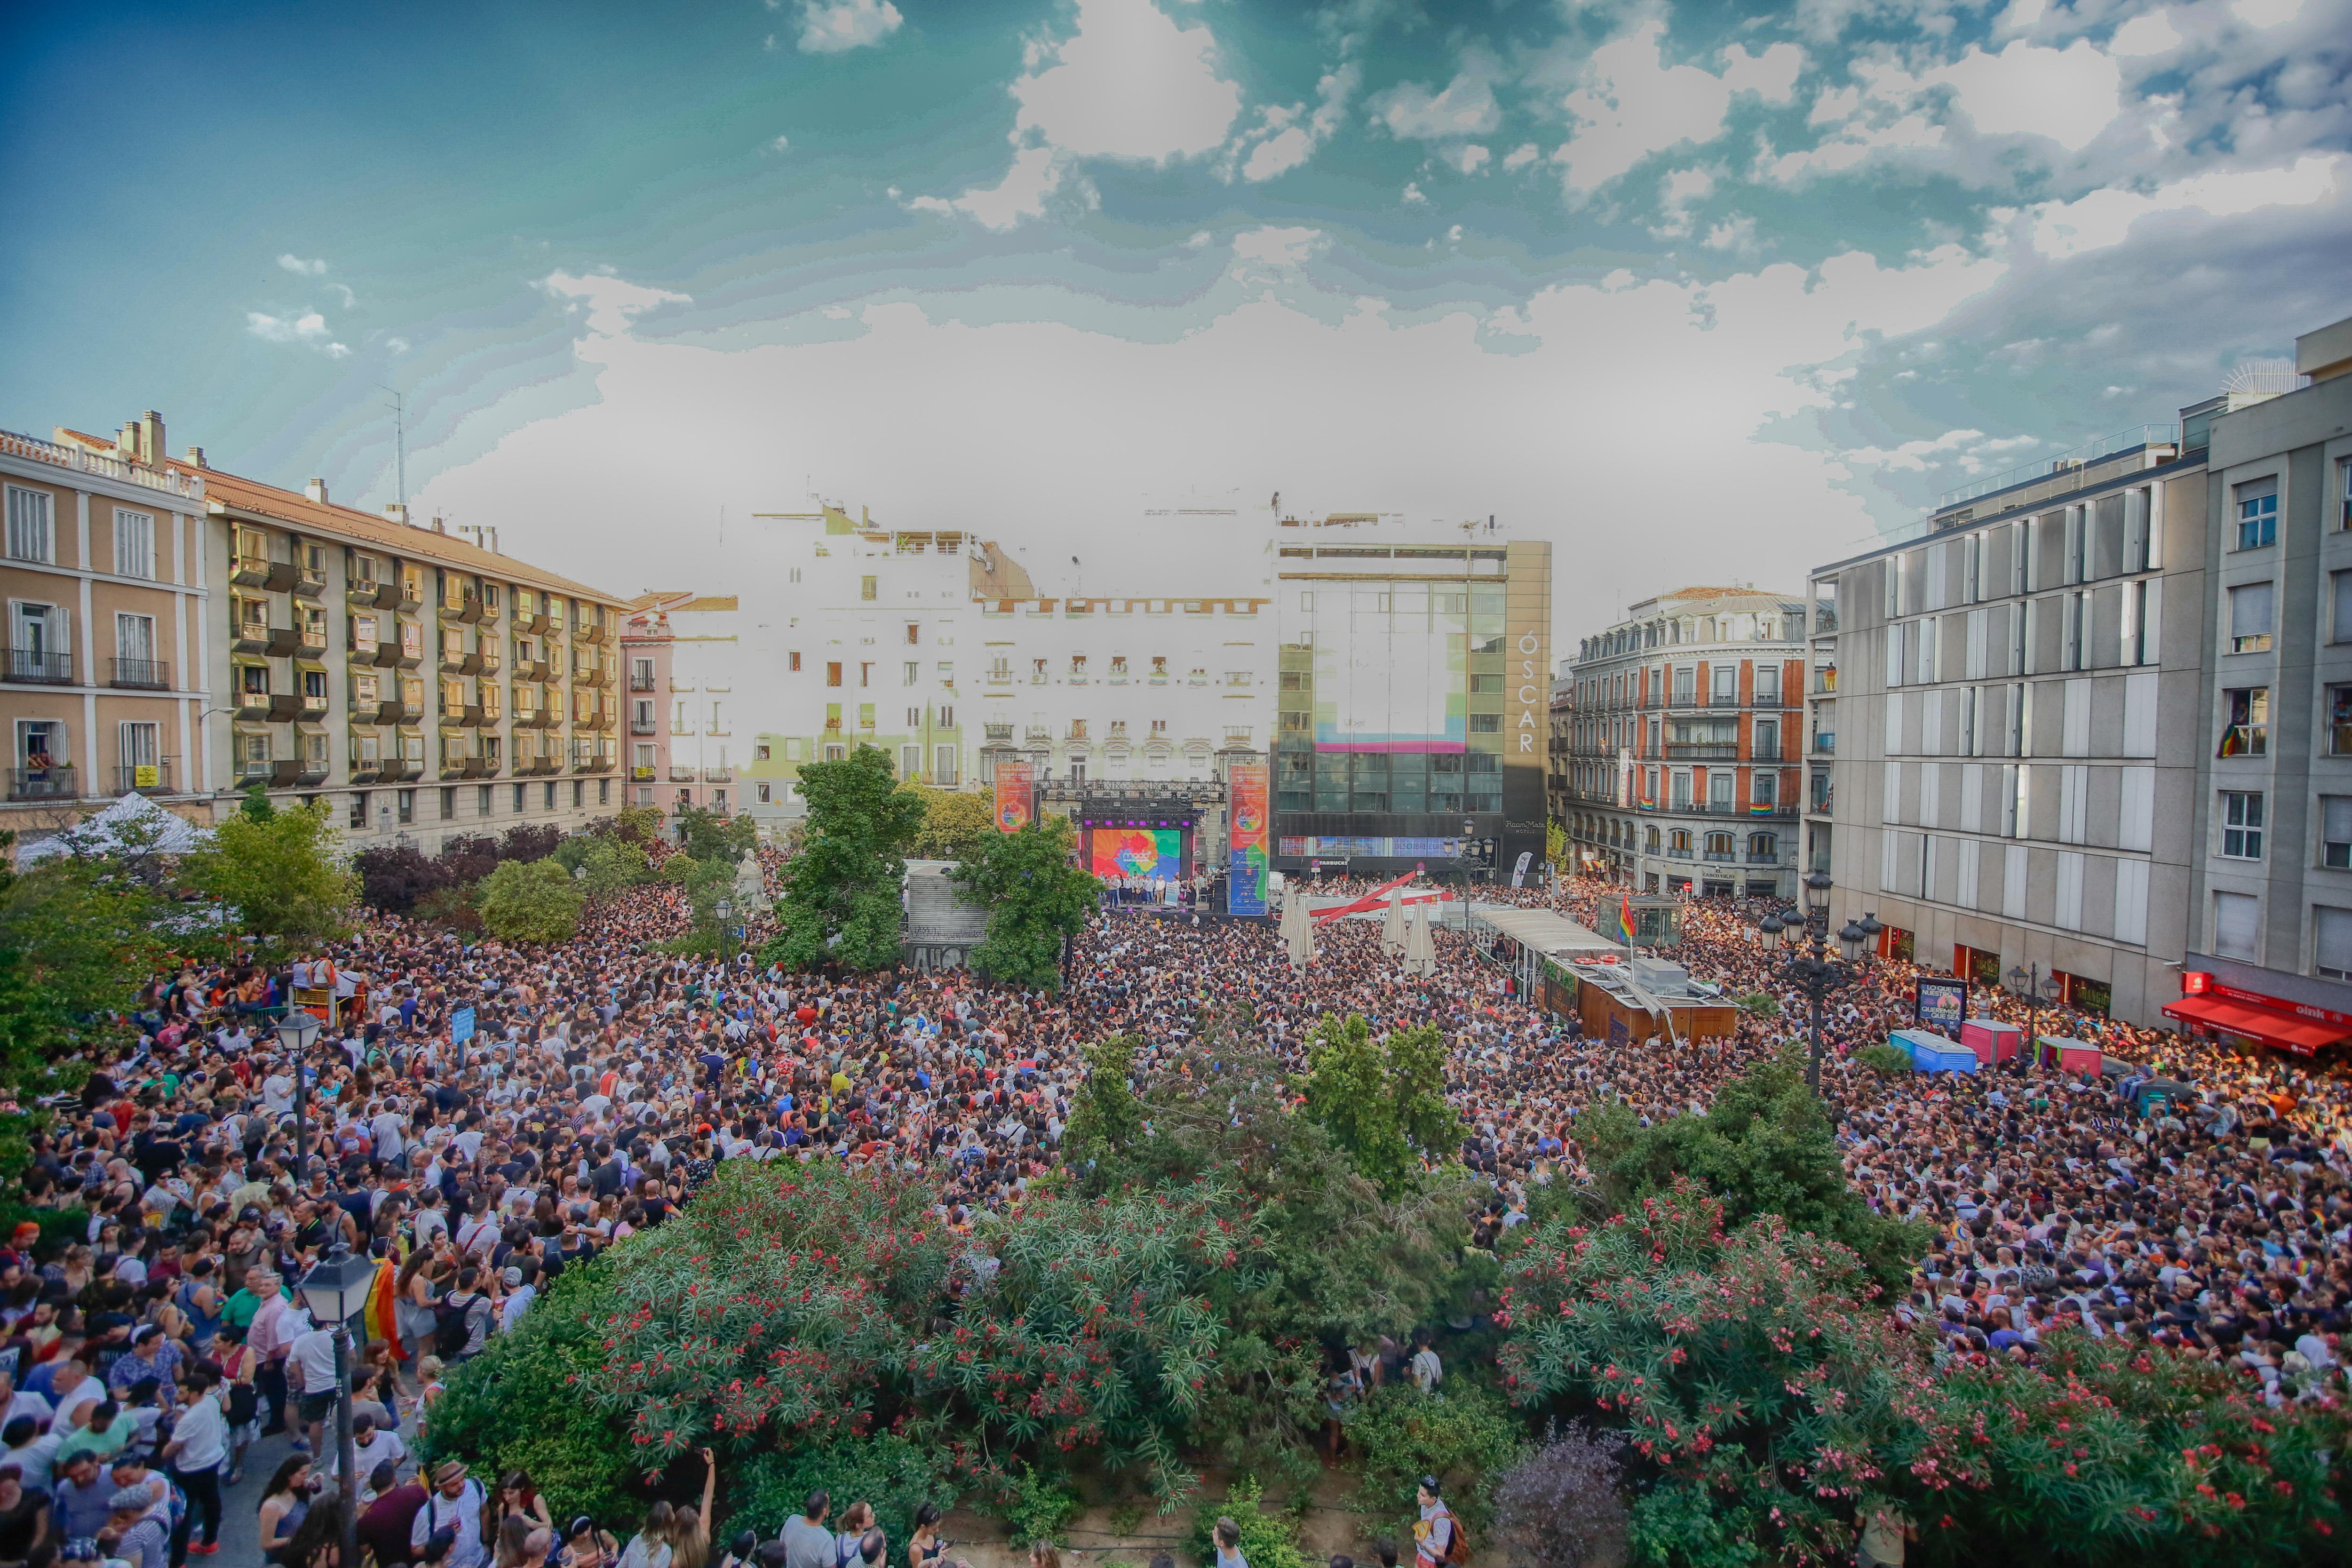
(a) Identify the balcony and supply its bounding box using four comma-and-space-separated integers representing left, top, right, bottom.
1708, 692, 1742, 708
394, 576, 424, 612
8, 766, 77, 802
1703, 850, 1738, 863
1665, 847, 1693, 860
115, 759, 174, 796
443, 593, 485, 625
356, 638, 401, 669
350, 752, 384, 784
347, 577, 394, 610
0, 643, 72, 685
266, 693, 303, 722
1668, 694, 1698, 708
629, 672, 655, 691
236, 758, 275, 786
631, 764, 654, 780
293, 560, 326, 598
457, 704, 485, 727
578, 753, 615, 774
113, 658, 173, 691
518, 757, 560, 777
515, 657, 552, 684
1812, 671, 1839, 693
1812, 733, 1835, 754
232, 620, 273, 656
664, 764, 696, 782
1665, 742, 1739, 760
984, 723, 1014, 741
703, 765, 733, 782
383, 757, 423, 782
629, 717, 658, 735
266, 626, 308, 659
232, 554, 297, 592
395, 634, 423, 669
440, 752, 469, 780
1751, 747, 1783, 763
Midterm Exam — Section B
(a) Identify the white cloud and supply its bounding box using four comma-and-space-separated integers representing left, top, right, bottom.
1502, 143, 1539, 172
246, 309, 349, 358
768, 135, 792, 153
1704, 214, 1760, 253
426, 242, 2010, 638
2108, 9, 2182, 56
906, 145, 1066, 230
915, 0, 1240, 227
1230, 225, 1327, 267
1652, 166, 1716, 238
385, 336, 412, 355
2232, 0, 2304, 26
1368, 50, 1502, 141
1401, 181, 1427, 205
328, 282, 356, 309
277, 255, 328, 276
795, 0, 902, 54
2020, 151, 2346, 256
1552, 21, 1738, 193
1928, 40, 2122, 151
1720, 41, 1805, 103
1012, 0, 1240, 162
1839, 427, 1991, 470
1445, 143, 1492, 175
538, 271, 692, 337
1239, 60, 1359, 183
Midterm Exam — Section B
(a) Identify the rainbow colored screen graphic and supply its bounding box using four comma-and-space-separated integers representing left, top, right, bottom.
1089, 828, 1184, 880
1228, 761, 1269, 916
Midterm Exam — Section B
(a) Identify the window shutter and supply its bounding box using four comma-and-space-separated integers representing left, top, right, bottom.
2213, 892, 2260, 961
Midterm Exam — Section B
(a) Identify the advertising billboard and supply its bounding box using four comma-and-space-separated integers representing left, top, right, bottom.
1228, 762, 1269, 915
1915, 977, 1967, 1038
993, 760, 1033, 833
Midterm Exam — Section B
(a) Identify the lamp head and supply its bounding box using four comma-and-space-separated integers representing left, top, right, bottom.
276, 1011, 321, 1052
1757, 910, 1784, 950
295, 1240, 374, 1327
2007, 964, 2030, 995
1837, 919, 1867, 963
1802, 870, 1832, 915
1859, 911, 1884, 941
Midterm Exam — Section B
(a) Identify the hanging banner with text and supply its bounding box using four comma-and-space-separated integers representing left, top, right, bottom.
993, 760, 1033, 833
1227, 762, 1269, 916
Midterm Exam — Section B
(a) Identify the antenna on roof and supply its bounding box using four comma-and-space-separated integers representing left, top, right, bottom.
377, 383, 406, 514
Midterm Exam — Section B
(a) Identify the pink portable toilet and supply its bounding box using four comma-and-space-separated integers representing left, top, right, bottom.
1962, 1018, 2022, 1066
2038, 1035, 2103, 1075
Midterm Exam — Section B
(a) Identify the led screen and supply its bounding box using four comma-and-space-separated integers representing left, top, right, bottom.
1090, 828, 1184, 880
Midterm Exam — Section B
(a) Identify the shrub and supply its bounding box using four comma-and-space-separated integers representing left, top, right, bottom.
1188, 1478, 1307, 1568
1732, 993, 1780, 1019
983, 1460, 1081, 1550
1488, 1425, 1626, 1568
730, 1434, 955, 1549
1855, 1041, 1913, 1076
499, 822, 563, 862
414, 883, 483, 935
1346, 1384, 1526, 1540
476, 858, 587, 945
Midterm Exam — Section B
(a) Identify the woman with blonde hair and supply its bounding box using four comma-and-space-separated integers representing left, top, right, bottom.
659, 1449, 717, 1568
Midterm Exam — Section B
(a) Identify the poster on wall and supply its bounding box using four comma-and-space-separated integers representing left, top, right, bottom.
993, 760, 1033, 833
1228, 762, 1269, 916
1089, 828, 1184, 880
1915, 977, 1967, 1038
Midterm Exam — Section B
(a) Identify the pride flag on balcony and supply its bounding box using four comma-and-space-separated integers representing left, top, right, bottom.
1748, 800, 1779, 816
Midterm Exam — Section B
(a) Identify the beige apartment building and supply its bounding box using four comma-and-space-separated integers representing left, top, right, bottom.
3, 409, 632, 853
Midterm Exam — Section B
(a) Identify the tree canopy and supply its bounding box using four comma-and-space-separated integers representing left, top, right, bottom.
766, 746, 923, 971
947, 815, 1098, 991
476, 858, 587, 945
1298, 1013, 1462, 1198
180, 797, 355, 955
906, 785, 994, 861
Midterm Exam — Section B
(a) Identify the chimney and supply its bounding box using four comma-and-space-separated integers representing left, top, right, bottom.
384, 502, 409, 525
431, 516, 446, 533
305, 478, 329, 504
183, 446, 206, 470
139, 412, 165, 466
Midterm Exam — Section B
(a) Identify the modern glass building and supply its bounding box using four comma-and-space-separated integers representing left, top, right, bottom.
1271, 517, 1551, 880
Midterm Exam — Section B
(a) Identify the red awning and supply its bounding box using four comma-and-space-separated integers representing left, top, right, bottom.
2162, 993, 2349, 1055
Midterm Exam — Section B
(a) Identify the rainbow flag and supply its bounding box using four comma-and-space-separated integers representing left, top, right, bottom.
364, 1257, 407, 1360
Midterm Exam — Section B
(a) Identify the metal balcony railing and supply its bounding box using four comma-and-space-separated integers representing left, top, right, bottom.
6, 647, 72, 684
109, 658, 170, 690
8, 766, 77, 801
116, 759, 173, 795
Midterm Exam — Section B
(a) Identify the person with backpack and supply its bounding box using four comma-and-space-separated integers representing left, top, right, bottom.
433, 1268, 495, 1363
1410, 1478, 1465, 1568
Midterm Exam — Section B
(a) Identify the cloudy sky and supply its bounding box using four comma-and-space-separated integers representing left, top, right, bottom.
3, 0, 2345, 633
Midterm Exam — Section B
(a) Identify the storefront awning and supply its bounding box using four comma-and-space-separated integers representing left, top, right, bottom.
2162, 993, 2349, 1055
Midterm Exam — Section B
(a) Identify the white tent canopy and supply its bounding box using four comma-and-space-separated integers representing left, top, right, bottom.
17, 792, 212, 864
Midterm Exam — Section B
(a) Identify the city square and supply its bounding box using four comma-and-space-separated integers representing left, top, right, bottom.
1, 3, 2349, 1567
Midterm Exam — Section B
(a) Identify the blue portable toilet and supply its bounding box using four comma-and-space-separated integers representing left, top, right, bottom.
1891, 1027, 1977, 1074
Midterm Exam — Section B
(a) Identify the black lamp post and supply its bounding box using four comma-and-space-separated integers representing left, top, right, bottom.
2006, 963, 2064, 1055
715, 897, 735, 967
297, 1241, 375, 1568
1759, 869, 1863, 1095
276, 1010, 321, 1180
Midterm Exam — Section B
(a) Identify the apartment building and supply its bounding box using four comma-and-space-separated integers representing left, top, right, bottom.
2175, 314, 2352, 1051
620, 597, 675, 814
626, 592, 739, 825
1, 416, 209, 833
1807, 419, 2209, 1025
733, 505, 1271, 826
4, 409, 631, 852
1271, 517, 1551, 878
1559, 587, 1805, 899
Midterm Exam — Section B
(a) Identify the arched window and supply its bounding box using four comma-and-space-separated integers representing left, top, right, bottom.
1748, 832, 1778, 860
1667, 828, 1691, 853
1704, 831, 1734, 859
1646, 826, 1662, 851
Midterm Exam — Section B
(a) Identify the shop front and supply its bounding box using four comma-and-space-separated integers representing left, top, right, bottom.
2163, 971, 2352, 1055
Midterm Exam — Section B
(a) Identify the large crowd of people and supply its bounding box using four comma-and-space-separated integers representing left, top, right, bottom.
1, 845, 2344, 1568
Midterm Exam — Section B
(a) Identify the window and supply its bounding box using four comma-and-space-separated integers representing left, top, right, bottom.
2332, 686, 2352, 756
860, 576, 877, 601
441, 786, 456, 820
1468, 673, 1503, 693
399, 788, 416, 823
900, 743, 922, 779
933, 743, 958, 785
1754, 718, 1780, 759
903, 661, 918, 686
1469, 713, 1502, 732
2229, 582, 2273, 653
1748, 831, 1777, 860
2218, 687, 2268, 757
5, 486, 54, 564
1754, 664, 1780, 703
2325, 797, 2352, 871
2318, 907, 2352, 980
859, 662, 873, 687
2235, 478, 2278, 549
905, 622, 920, 645
826, 661, 843, 686
905, 706, 920, 728
937, 704, 954, 728
113, 510, 155, 579
2220, 790, 2265, 860
2214, 891, 2260, 961
788, 651, 802, 672
1711, 664, 1738, 703
1753, 771, 1776, 806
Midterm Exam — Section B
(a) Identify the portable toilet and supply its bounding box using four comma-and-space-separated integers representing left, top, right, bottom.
1892, 1027, 1977, 1074
2036, 1035, 2103, 1075
1961, 1017, 2022, 1067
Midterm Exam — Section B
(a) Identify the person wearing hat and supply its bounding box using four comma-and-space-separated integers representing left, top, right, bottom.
104, 1486, 167, 1568
412, 1460, 489, 1568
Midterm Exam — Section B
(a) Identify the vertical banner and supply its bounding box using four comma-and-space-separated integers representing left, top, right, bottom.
1915, 977, 1967, 1039
1510, 850, 1532, 888
1228, 762, 1269, 915
993, 760, 1033, 833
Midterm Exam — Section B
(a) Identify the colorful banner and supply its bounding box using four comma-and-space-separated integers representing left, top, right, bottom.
993, 760, 1033, 833
1228, 762, 1269, 916
1915, 977, 1967, 1038
1091, 828, 1183, 879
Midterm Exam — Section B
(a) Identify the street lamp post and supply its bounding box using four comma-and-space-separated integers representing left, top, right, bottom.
296, 1242, 375, 1568
2006, 963, 2064, 1057
714, 897, 734, 967
276, 1010, 321, 1181
1758, 869, 1868, 1095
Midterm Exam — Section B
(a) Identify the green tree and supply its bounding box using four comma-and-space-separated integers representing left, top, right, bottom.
1560, 1046, 1927, 1292
906, 785, 994, 861
572, 834, 651, 896
662, 855, 741, 956
1298, 1014, 1462, 1197
947, 815, 1099, 991
677, 804, 757, 864
181, 797, 355, 956
1061, 1033, 1145, 1167
765, 746, 923, 972
476, 858, 587, 945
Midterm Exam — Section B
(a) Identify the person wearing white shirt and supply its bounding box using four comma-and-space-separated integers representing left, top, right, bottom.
161, 1371, 229, 1555
335, 1409, 405, 1479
